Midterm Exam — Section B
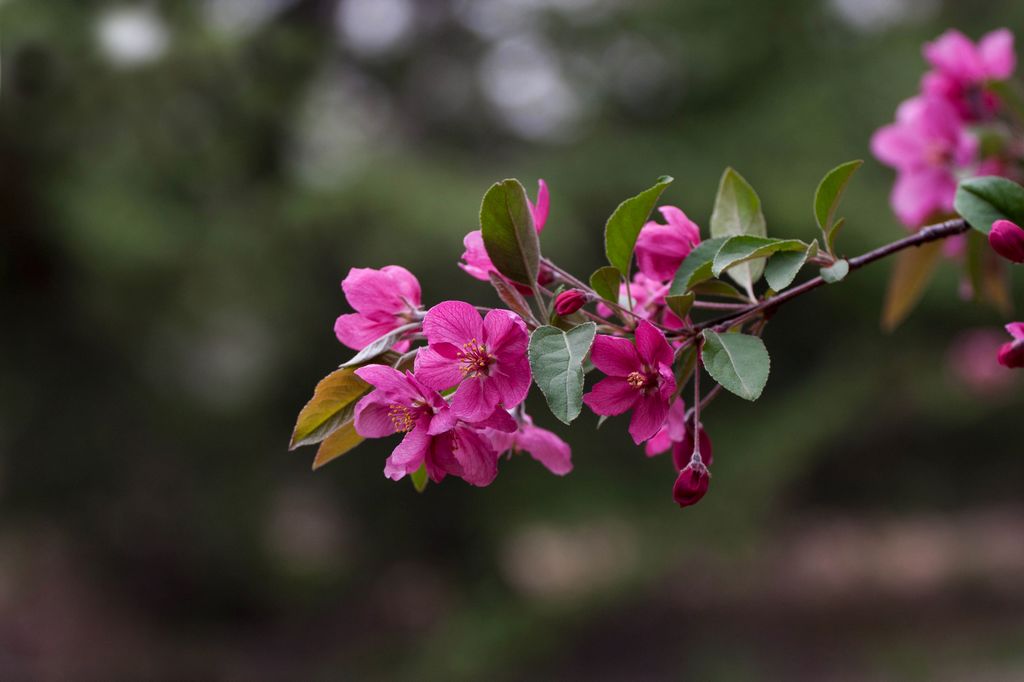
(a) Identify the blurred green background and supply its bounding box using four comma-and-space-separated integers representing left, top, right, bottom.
4, 0, 1024, 679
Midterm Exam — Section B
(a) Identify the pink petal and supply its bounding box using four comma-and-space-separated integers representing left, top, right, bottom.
517, 424, 572, 475
426, 405, 459, 436
589, 334, 640, 377
870, 122, 925, 170
483, 309, 529, 356
383, 419, 431, 480
451, 426, 499, 486
583, 376, 638, 416
413, 346, 465, 392
342, 266, 418, 317
979, 29, 1015, 80
644, 427, 673, 457
459, 231, 495, 281
635, 320, 673, 368
1007, 322, 1024, 340
529, 179, 549, 232
924, 30, 986, 82
474, 407, 518, 433
485, 355, 532, 410
353, 393, 398, 438
354, 364, 411, 397
890, 169, 955, 227
423, 300, 484, 347
450, 376, 494, 423
628, 392, 669, 444
334, 313, 400, 351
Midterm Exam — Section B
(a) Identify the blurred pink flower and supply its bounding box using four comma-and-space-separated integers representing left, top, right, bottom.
946, 328, 1016, 393
488, 412, 573, 476
922, 29, 1015, 120
460, 179, 549, 282
635, 206, 702, 281
334, 266, 421, 351
596, 273, 686, 329
998, 322, 1024, 369
644, 398, 686, 457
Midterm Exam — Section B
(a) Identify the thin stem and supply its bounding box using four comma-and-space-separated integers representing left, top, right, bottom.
691, 300, 748, 311
692, 338, 703, 462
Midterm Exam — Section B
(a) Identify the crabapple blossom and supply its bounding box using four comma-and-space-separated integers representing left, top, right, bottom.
635, 206, 702, 281
997, 322, 1024, 369
922, 28, 1015, 121
487, 412, 573, 476
334, 266, 421, 350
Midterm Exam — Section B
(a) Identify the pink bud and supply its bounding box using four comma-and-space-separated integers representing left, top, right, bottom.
672, 424, 713, 470
997, 322, 1024, 368
554, 289, 588, 316
673, 459, 710, 508
989, 219, 1024, 263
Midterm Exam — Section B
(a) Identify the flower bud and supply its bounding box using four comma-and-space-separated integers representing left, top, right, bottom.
997, 322, 1024, 368
989, 219, 1024, 263
554, 289, 588, 316
672, 425, 713, 470
673, 458, 709, 508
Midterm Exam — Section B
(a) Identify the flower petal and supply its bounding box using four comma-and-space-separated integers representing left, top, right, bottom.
383, 419, 431, 480
334, 313, 401, 351
583, 376, 638, 416
342, 267, 417, 317
423, 300, 484, 347
589, 334, 641, 377
484, 309, 529, 356
451, 427, 499, 486
635, 320, 673, 368
450, 375, 495, 423
529, 179, 549, 232
353, 393, 398, 438
518, 424, 572, 475
413, 346, 465, 392
979, 28, 1015, 80
628, 392, 669, 444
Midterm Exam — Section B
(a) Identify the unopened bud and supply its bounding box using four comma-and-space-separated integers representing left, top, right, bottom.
989, 219, 1024, 263
672, 425, 713, 470
673, 460, 710, 508
554, 289, 588, 316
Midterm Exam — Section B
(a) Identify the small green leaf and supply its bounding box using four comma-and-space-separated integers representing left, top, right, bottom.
820, 259, 849, 283
814, 159, 863, 236
480, 179, 541, 284
589, 265, 622, 303
604, 176, 674, 276
290, 368, 371, 449
665, 292, 695, 320
701, 330, 770, 401
668, 237, 727, 295
826, 217, 846, 256
340, 323, 418, 368
689, 280, 747, 301
711, 236, 807, 278
764, 241, 817, 291
881, 240, 943, 331
411, 463, 428, 492
709, 168, 767, 291
954, 176, 1024, 234
528, 323, 597, 425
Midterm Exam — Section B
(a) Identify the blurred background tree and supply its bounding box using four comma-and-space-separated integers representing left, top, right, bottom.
2, 0, 1024, 678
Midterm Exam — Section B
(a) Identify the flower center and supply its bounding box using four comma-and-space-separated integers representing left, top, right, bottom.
627, 371, 648, 390
388, 404, 416, 432
457, 338, 495, 378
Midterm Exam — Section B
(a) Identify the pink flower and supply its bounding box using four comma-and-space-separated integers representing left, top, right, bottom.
460, 179, 549, 282
644, 399, 686, 457
997, 322, 1024, 369
673, 459, 710, 508
595, 273, 686, 330
414, 301, 532, 422
487, 412, 572, 476
635, 206, 702, 281
871, 96, 978, 227
989, 219, 1024, 263
554, 289, 588, 316
583, 320, 677, 444
353, 365, 515, 486
922, 29, 1016, 120
334, 266, 421, 351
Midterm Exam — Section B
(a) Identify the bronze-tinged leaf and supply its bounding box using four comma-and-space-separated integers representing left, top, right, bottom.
289, 368, 370, 450
881, 240, 943, 332
966, 230, 1014, 316
312, 420, 364, 470
488, 271, 536, 324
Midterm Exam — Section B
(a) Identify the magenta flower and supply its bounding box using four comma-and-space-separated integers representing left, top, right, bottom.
583, 320, 677, 444
997, 322, 1024, 369
871, 96, 978, 227
989, 219, 1024, 263
487, 412, 573, 476
644, 399, 686, 457
673, 459, 710, 508
460, 179, 549, 282
922, 29, 1015, 121
596, 273, 686, 329
414, 301, 531, 422
353, 365, 515, 486
635, 206, 702, 281
334, 266, 421, 351
554, 288, 588, 316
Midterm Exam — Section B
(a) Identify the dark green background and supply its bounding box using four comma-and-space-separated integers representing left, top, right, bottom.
3, 1, 1024, 678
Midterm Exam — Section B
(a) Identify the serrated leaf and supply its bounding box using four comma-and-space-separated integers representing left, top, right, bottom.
488, 271, 536, 324
589, 265, 621, 303
528, 322, 597, 424
480, 179, 541, 284
880, 240, 943, 331
764, 241, 817, 291
709, 168, 767, 291
290, 368, 371, 449
701, 330, 770, 401
814, 160, 863, 237
668, 237, 728, 295
954, 176, 1024, 234
411, 463, 428, 492
604, 176, 674, 276
665, 293, 695, 319
340, 323, 418, 368
312, 420, 364, 470
820, 259, 849, 283
711, 236, 807, 278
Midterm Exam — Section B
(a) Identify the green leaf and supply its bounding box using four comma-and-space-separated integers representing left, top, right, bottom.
826, 217, 846, 256
668, 237, 728, 295
709, 168, 767, 291
820, 259, 849, 283
487, 271, 536, 324
880, 240, 943, 331
711, 236, 806, 278
411, 463, 428, 492
954, 176, 1024, 234
290, 368, 371, 449
340, 323, 418, 368
480, 178, 541, 284
312, 420, 364, 470
589, 265, 621, 303
528, 322, 597, 425
604, 176, 674, 276
764, 241, 817, 291
814, 159, 863, 237
701, 330, 770, 401
665, 292, 695, 320
689, 280, 747, 301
